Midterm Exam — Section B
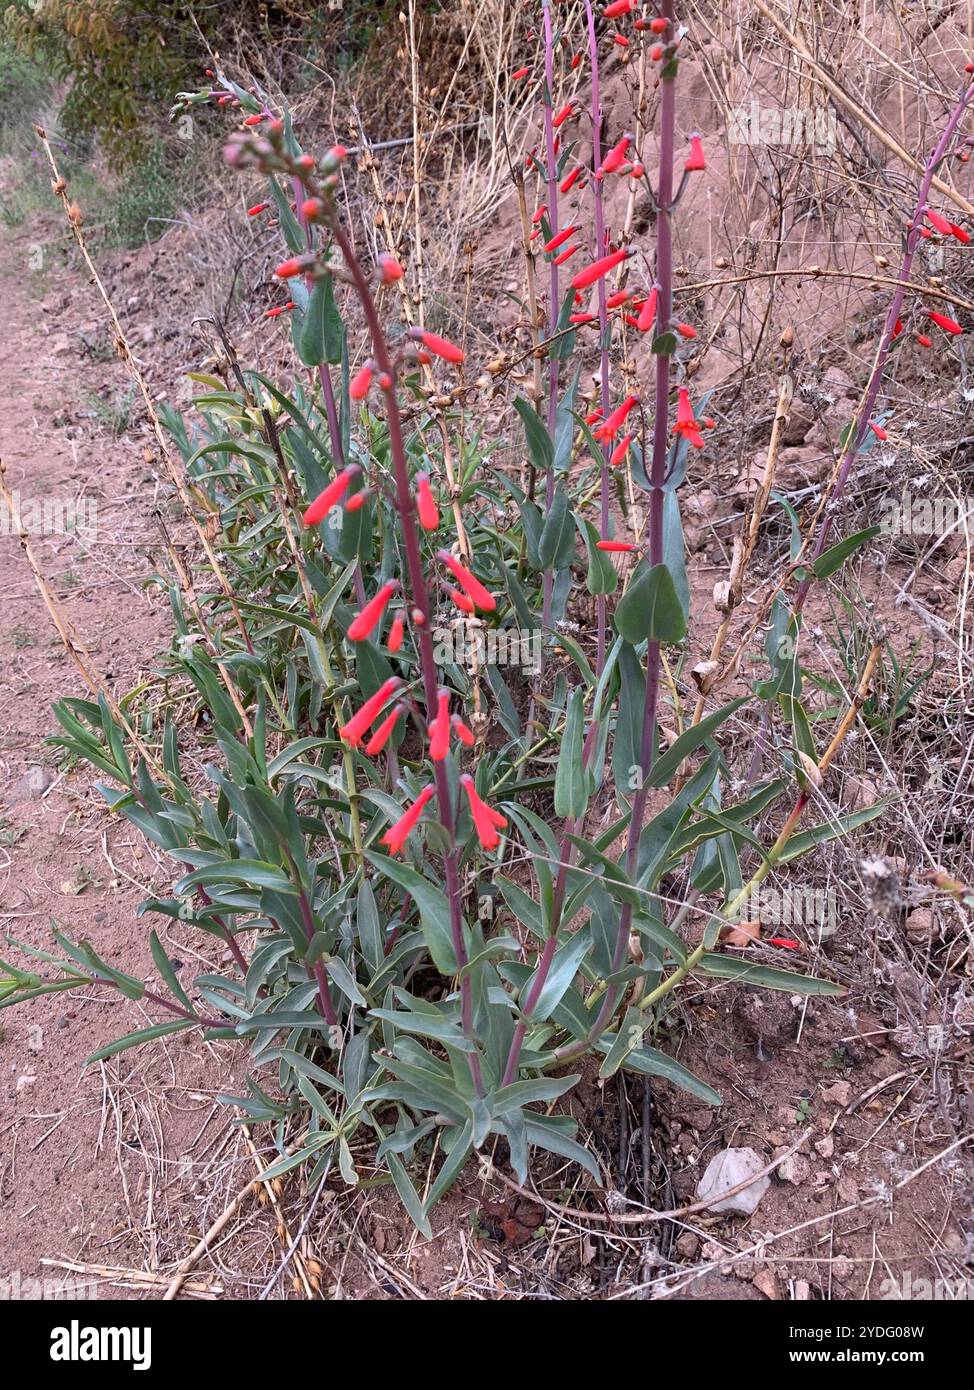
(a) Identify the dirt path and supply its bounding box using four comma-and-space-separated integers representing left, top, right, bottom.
0, 214, 241, 1300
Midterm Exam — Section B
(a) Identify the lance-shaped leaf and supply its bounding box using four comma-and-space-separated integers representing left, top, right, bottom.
614, 562, 687, 644
554, 687, 587, 819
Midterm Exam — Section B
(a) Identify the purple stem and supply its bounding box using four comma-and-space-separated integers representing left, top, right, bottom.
584, 0, 612, 674
325, 214, 484, 1097
748, 79, 974, 782
540, 0, 562, 638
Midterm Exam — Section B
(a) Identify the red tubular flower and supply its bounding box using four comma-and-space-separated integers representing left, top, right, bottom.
274, 255, 316, 279
532, 204, 547, 225
415, 473, 440, 531
303, 466, 360, 525
570, 312, 597, 324
585, 408, 604, 425
892, 318, 904, 339
381, 785, 435, 855
378, 252, 404, 282
349, 362, 375, 401
348, 581, 398, 642
603, 0, 634, 15
414, 329, 465, 364
610, 432, 634, 467
387, 612, 405, 653
606, 290, 630, 309
675, 322, 697, 339
554, 244, 579, 266
571, 247, 632, 290
594, 395, 638, 441
673, 386, 704, 449
452, 714, 476, 747
345, 490, 370, 512
916, 333, 932, 347
552, 102, 575, 129
446, 585, 475, 614
438, 550, 497, 611
560, 167, 584, 194
340, 677, 402, 747
247, 202, 270, 216
685, 135, 706, 172
613, 34, 630, 47
512, 66, 530, 79
868, 421, 888, 441
950, 223, 971, 243
571, 53, 583, 70
544, 225, 577, 253
597, 540, 637, 552
460, 775, 507, 851
243, 113, 263, 127
429, 689, 451, 761
767, 937, 802, 950
601, 132, 633, 176
925, 208, 952, 235
366, 703, 404, 755
650, 15, 669, 32
637, 286, 658, 333
929, 310, 963, 334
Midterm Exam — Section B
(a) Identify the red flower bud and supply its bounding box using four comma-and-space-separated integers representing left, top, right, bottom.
349, 362, 375, 400
685, 135, 706, 172
512, 66, 530, 80
560, 167, 584, 194
928, 310, 963, 334
416, 473, 440, 531
675, 322, 697, 339
381, 784, 435, 855
606, 290, 630, 309
544, 225, 577, 253
387, 613, 405, 653
650, 44, 664, 60
610, 432, 633, 467
603, 0, 634, 16
378, 252, 404, 283
637, 286, 658, 332
916, 333, 932, 347
348, 580, 398, 642
429, 689, 451, 761
366, 703, 404, 755
446, 585, 475, 614
950, 222, 971, 244
301, 198, 324, 221
613, 34, 630, 47
650, 16, 669, 32
570, 312, 597, 324
601, 133, 633, 176
553, 102, 575, 129
571, 247, 632, 290
532, 204, 547, 225
247, 202, 270, 216
340, 677, 402, 747
925, 208, 952, 235
867, 421, 888, 441
413, 329, 464, 364
554, 244, 579, 265
438, 550, 497, 611
243, 113, 263, 127
345, 490, 370, 512
452, 714, 476, 747
303, 465, 361, 525
597, 540, 637, 552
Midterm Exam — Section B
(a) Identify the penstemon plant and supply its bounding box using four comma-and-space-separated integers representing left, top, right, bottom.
4, 2, 922, 1232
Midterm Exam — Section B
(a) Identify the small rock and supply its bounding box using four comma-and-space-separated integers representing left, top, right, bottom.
695, 1146, 770, 1216
775, 1150, 810, 1185
794, 1279, 813, 1300
675, 1232, 699, 1259
700, 1241, 725, 1262
753, 1268, 780, 1299
905, 908, 936, 943
814, 1136, 835, 1159
821, 1080, 851, 1107
8, 764, 54, 802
